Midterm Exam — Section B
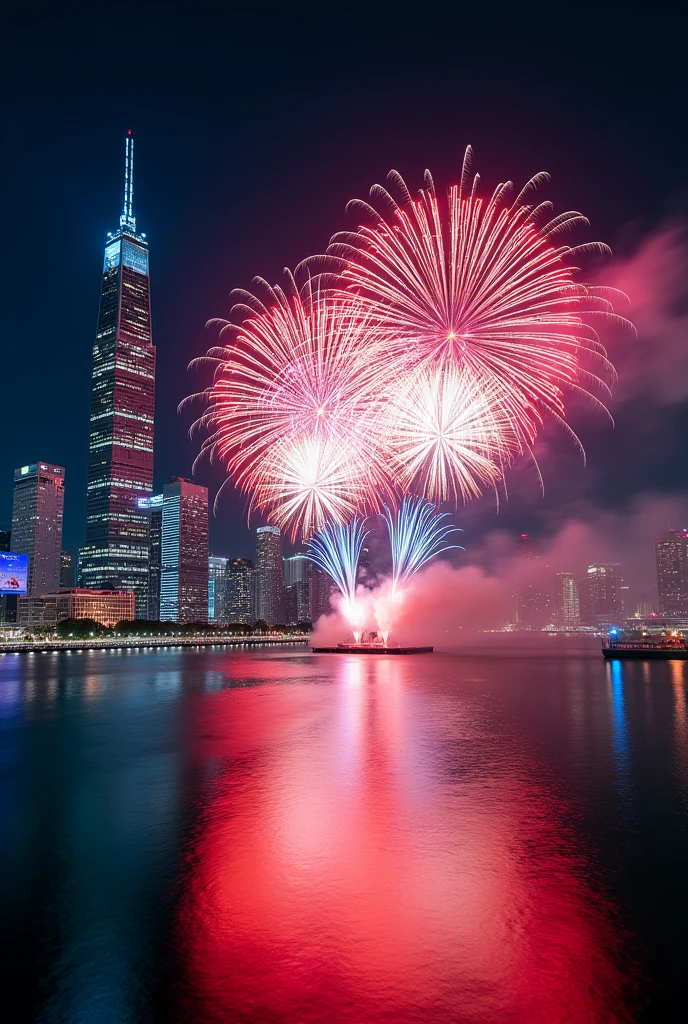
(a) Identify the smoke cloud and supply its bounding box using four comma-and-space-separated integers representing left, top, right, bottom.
310, 491, 688, 647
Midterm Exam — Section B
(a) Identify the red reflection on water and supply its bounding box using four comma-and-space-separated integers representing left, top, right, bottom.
176, 656, 629, 1023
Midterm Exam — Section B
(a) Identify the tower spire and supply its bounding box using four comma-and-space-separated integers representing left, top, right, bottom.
120, 129, 136, 232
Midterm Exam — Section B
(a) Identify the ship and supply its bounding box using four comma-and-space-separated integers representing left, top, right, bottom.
602, 629, 688, 659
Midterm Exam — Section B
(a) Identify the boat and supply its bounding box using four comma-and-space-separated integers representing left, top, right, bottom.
602, 630, 688, 659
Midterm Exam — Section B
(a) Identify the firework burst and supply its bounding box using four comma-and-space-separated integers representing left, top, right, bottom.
327, 146, 631, 454
308, 517, 367, 637
383, 498, 462, 597
184, 274, 391, 539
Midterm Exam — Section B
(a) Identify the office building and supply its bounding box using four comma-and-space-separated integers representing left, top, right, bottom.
256, 526, 283, 625
208, 555, 229, 624
515, 534, 551, 628
226, 557, 254, 624
656, 530, 688, 616
78, 132, 155, 616
0, 530, 10, 551
579, 564, 622, 626
11, 462, 65, 596
160, 479, 209, 624
554, 572, 580, 628
18, 588, 135, 629
137, 494, 163, 619
310, 563, 336, 622
284, 552, 311, 622
60, 551, 74, 589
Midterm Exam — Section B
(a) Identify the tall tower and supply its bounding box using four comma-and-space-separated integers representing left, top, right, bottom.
256, 526, 283, 626
11, 462, 65, 595
78, 132, 156, 616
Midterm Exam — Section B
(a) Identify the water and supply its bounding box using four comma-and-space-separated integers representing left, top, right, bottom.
1, 639, 687, 1023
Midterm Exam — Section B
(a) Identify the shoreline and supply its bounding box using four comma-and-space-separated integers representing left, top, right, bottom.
0, 636, 310, 655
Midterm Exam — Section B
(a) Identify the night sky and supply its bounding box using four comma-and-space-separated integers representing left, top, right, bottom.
4, 2, 688, 568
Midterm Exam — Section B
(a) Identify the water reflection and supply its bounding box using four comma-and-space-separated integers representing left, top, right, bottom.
177, 656, 629, 1023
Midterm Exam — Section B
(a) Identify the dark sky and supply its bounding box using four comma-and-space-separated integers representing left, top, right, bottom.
3, 1, 688, 564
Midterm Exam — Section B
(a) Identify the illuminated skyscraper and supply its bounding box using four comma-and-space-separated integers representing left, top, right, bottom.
227, 558, 255, 624
284, 553, 311, 622
554, 572, 580, 628
60, 551, 74, 589
656, 530, 688, 616
160, 479, 209, 624
11, 462, 65, 596
208, 555, 229, 624
136, 494, 163, 619
579, 564, 622, 626
78, 132, 155, 616
256, 526, 283, 626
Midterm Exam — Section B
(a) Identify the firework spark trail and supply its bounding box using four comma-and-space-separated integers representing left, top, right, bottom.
183, 274, 393, 539
308, 517, 367, 638
382, 498, 462, 598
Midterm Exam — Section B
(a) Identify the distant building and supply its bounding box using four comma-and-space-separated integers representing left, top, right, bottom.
160, 479, 209, 624
310, 563, 336, 622
208, 555, 229, 624
18, 588, 135, 629
656, 530, 688, 616
226, 558, 254, 624
579, 564, 622, 626
0, 530, 10, 551
554, 572, 580, 628
284, 553, 311, 622
60, 551, 74, 589
515, 534, 551, 628
11, 462, 65, 596
256, 526, 283, 625
78, 132, 155, 617
0, 529, 11, 625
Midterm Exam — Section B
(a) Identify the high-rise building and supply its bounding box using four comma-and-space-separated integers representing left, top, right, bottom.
60, 551, 74, 589
554, 572, 580, 628
256, 526, 283, 626
515, 534, 551, 628
226, 557, 254, 624
137, 494, 163, 619
579, 564, 622, 626
11, 463, 65, 596
310, 564, 336, 622
78, 132, 155, 617
160, 479, 209, 624
656, 530, 688, 616
284, 553, 311, 622
208, 555, 229, 624
0, 529, 10, 551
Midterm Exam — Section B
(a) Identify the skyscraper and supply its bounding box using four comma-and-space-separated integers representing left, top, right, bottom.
579, 564, 622, 626
78, 132, 155, 616
226, 558, 254, 624
160, 479, 209, 624
284, 553, 311, 622
554, 572, 580, 628
656, 530, 688, 616
310, 564, 336, 622
11, 463, 65, 595
136, 494, 163, 619
256, 526, 283, 626
208, 555, 229, 624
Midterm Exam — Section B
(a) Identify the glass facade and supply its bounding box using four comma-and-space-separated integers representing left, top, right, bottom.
226, 558, 255, 624
79, 135, 155, 617
256, 526, 283, 626
208, 556, 229, 624
160, 479, 209, 624
11, 463, 65, 596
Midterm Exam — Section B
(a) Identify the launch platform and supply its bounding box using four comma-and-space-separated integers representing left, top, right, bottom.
311, 645, 433, 655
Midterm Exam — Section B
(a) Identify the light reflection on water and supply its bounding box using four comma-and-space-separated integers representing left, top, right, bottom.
1, 642, 687, 1021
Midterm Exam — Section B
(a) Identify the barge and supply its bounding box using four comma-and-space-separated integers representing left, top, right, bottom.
312, 644, 433, 655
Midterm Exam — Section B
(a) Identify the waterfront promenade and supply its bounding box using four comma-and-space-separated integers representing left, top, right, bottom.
0, 635, 310, 655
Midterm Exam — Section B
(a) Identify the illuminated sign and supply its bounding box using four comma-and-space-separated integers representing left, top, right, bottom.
0, 552, 29, 596
137, 494, 163, 509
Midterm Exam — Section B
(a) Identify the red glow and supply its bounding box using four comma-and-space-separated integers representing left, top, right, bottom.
174, 660, 630, 1022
